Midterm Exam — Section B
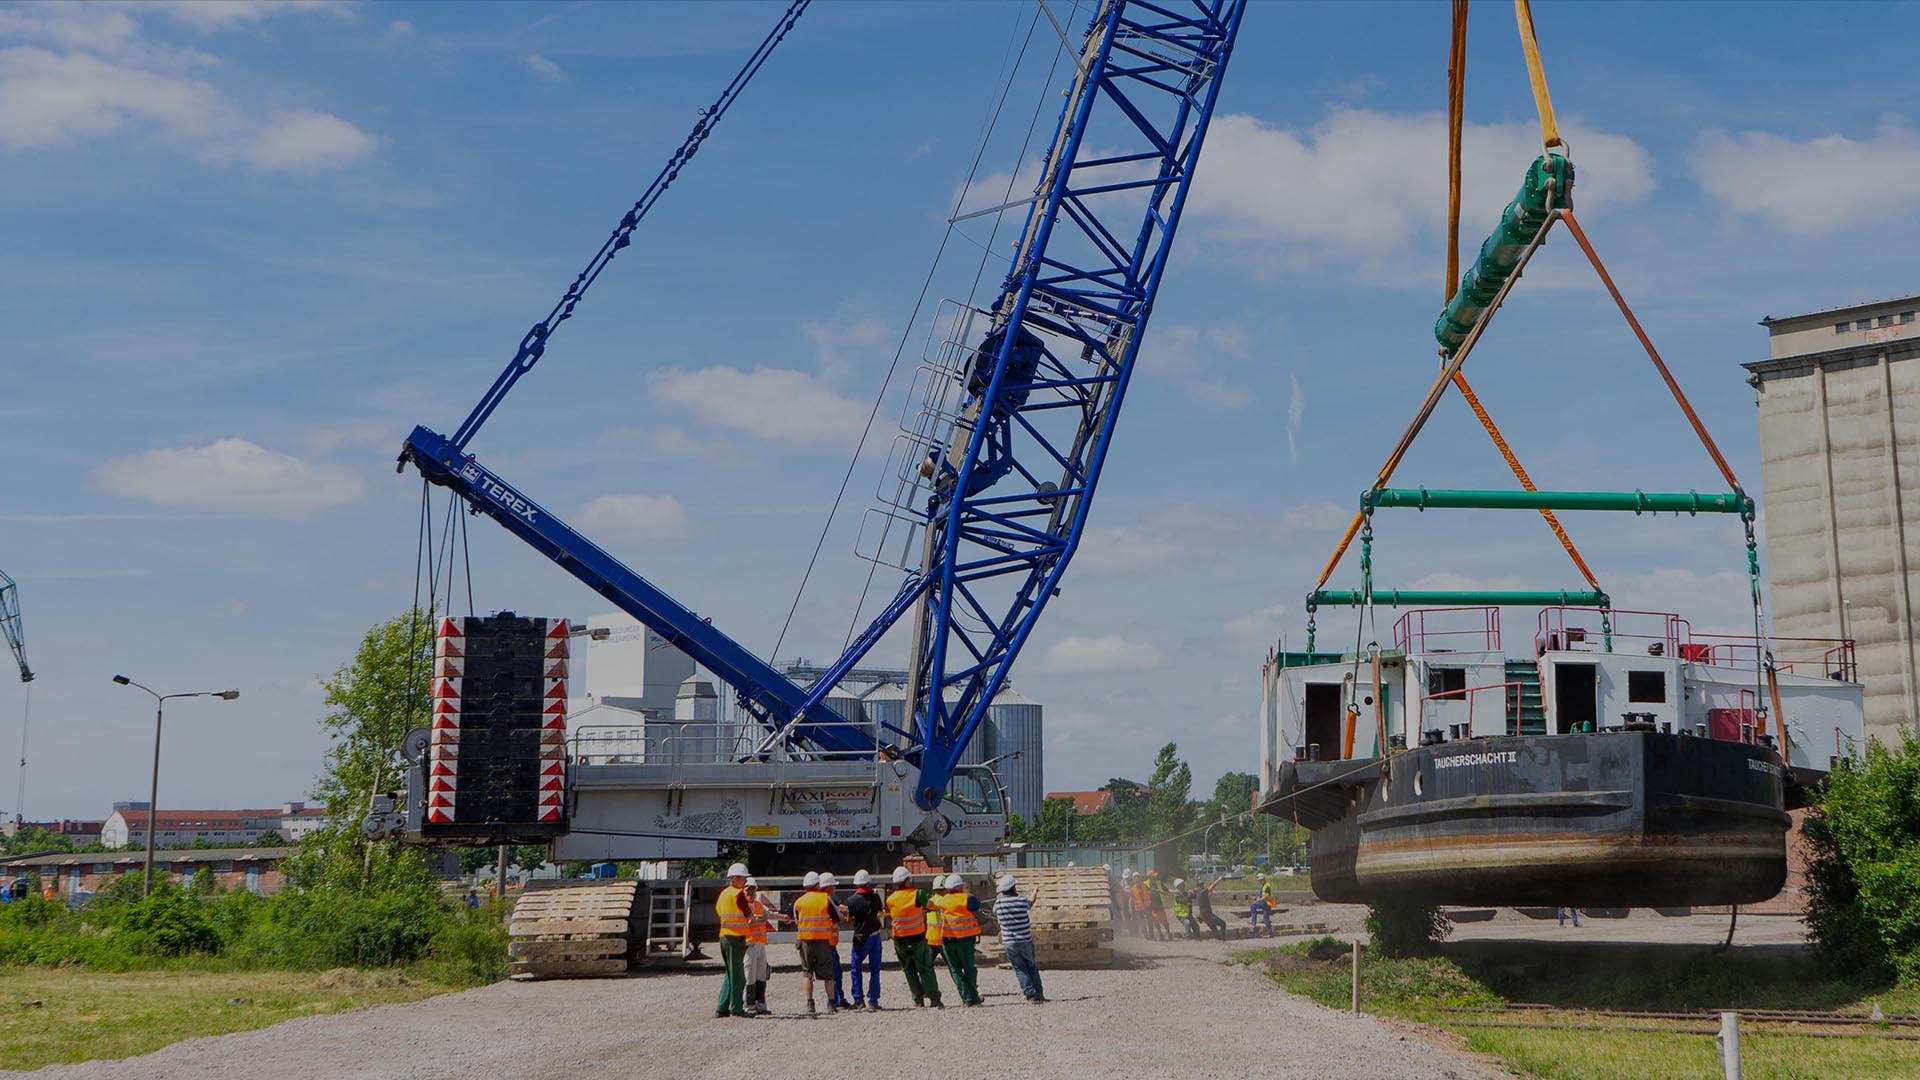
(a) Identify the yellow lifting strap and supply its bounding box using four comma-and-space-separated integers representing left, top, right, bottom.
1444, 0, 1597, 590
1310, 0, 1593, 595
1513, 0, 1563, 152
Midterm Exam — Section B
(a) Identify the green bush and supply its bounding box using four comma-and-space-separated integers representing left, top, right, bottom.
426, 909, 510, 985
1364, 899, 1453, 958
0, 893, 64, 930
1805, 729, 1920, 983
119, 885, 220, 956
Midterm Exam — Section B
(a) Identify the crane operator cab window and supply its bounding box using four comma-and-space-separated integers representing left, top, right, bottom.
944, 766, 1007, 816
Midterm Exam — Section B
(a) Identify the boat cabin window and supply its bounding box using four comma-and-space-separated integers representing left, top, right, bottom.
1627, 670, 1667, 704
1555, 663, 1598, 734
1426, 666, 1467, 698
1303, 683, 1343, 760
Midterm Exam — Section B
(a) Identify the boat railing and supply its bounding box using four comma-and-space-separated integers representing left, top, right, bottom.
1393, 606, 1502, 655
1535, 607, 1691, 657
1419, 680, 1523, 738
1690, 634, 1858, 680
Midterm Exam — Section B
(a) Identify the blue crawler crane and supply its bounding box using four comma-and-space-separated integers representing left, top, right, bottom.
394, 0, 1247, 861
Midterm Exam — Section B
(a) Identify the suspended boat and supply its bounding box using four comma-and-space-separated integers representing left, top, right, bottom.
1252, 6, 1864, 908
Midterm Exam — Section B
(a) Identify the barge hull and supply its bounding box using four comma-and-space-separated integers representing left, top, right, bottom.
1272, 732, 1788, 908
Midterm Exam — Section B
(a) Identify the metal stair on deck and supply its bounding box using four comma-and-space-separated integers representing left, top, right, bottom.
1505, 659, 1547, 734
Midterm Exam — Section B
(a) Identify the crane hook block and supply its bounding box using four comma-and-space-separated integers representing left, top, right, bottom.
1434, 154, 1574, 356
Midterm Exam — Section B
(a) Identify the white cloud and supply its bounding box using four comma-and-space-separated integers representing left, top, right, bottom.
578, 494, 689, 536
0, 45, 230, 149
1075, 526, 1184, 571
1223, 603, 1289, 648
244, 107, 379, 173
1189, 109, 1653, 282
92, 438, 363, 517
1286, 372, 1305, 463
1146, 324, 1253, 409
1692, 121, 1920, 234
1281, 501, 1350, 531
1043, 634, 1164, 673
650, 365, 865, 445
155, 1, 350, 31
523, 53, 562, 81
0, 8, 377, 171
803, 312, 892, 380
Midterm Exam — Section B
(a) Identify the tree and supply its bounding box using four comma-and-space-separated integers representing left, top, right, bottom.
1, 826, 77, 858
314, 608, 434, 823
251, 830, 286, 848
1210, 771, 1258, 813
1146, 743, 1196, 842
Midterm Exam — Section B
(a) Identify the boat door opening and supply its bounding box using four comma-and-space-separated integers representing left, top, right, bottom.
1555, 662, 1598, 733
1303, 683, 1344, 759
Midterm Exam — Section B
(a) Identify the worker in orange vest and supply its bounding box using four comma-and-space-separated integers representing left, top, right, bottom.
791, 870, 843, 1015
1128, 870, 1152, 938
884, 866, 943, 1008
713, 862, 755, 1019
930, 874, 984, 1006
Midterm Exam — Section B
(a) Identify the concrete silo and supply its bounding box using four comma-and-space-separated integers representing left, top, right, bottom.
862, 681, 906, 745
988, 685, 1044, 821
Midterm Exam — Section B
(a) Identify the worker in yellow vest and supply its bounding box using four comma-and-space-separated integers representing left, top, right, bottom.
713, 862, 755, 1019
884, 866, 944, 1009
931, 873, 984, 1006
791, 870, 844, 1015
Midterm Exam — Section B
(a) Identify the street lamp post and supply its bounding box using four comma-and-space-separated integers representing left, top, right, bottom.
112, 676, 238, 897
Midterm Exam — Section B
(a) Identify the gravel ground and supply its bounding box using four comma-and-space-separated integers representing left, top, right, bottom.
8, 936, 1507, 1080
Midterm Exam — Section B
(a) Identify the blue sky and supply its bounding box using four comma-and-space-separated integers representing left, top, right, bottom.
2, 0, 1915, 819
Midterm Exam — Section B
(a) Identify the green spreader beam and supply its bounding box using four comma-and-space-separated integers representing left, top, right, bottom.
1362, 488, 1753, 516
1309, 589, 1610, 608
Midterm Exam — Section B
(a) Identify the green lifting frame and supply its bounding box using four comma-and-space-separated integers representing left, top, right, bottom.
1362, 488, 1754, 516
1309, 589, 1609, 608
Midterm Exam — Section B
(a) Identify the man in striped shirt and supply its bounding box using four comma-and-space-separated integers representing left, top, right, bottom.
993, 874, 1046, 1003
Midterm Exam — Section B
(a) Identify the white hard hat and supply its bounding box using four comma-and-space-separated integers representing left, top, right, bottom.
745, 878, 759, 889
891, 866, 910, 883
853, 869, 872, 886
1173, 878, 1186, 887
802, 871, 821, 888
996, 874, 1016, 893
946, 874, 964, 890
819, 872, 838, 888
726, 862, 750, 879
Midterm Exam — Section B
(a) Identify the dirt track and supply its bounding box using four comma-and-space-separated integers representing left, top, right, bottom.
10, 935, 1506, 1080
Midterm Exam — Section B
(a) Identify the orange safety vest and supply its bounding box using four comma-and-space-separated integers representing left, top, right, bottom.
885, 887, 926, 938
795, 890, 836, 942
716, 885, 750, 938
747, 895, 770, 945
1130, 883, 1150, 912
932, 892, 979, 939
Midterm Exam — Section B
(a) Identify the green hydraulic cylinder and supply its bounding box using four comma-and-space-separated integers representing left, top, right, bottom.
1362, 488, 1754, 516
1434, 154, 1574, 356
1308, 589, 1610, 609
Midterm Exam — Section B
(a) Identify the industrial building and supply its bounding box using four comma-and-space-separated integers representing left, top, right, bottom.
98, 802, 327, 849
566, 613, 1045, 819
1748, 295, 1920, 743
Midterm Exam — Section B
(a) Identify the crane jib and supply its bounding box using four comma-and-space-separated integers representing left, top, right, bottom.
399, 426, 867, 757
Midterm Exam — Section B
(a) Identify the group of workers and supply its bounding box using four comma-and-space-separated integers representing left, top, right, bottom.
712, 863, 1046, 1018
1115, 868, 1283, 940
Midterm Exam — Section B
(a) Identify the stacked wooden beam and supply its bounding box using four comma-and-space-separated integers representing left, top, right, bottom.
991, 866, 1115, 968
507, 880, 641, 979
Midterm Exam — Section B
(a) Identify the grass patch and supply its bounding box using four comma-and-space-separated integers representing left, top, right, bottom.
0, 967, 457, 1072
1246, 937, 1920, 1080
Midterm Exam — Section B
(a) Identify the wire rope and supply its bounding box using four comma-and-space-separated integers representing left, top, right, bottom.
768, 1, 1050, 664
839, 0, 1081, 652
